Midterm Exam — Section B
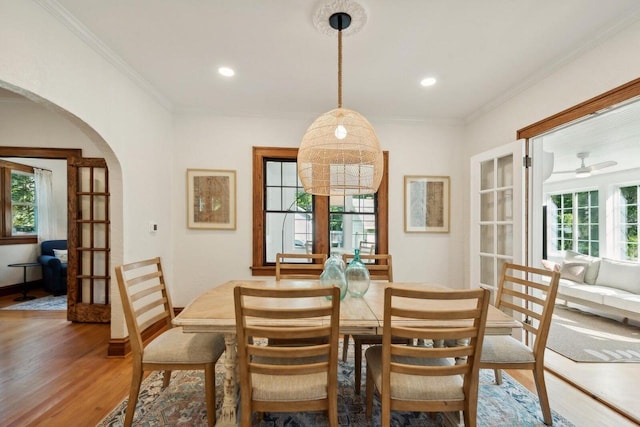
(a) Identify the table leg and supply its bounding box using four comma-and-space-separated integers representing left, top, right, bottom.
14, 266, 36, 302
216, 333, 238, 427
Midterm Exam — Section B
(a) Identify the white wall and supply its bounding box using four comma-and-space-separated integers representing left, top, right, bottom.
171, 113, 465, 305
0, 2, 173, 339
464, 18, 640, 287
0, 100, 99, 288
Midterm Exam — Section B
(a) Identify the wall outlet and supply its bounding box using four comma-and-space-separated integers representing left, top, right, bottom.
149, 222, 158, 233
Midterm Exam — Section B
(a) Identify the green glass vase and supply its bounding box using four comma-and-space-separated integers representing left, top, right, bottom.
345, 248, 370, 297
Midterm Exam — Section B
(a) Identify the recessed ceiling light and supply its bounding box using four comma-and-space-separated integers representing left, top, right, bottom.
420, 77, 437, 87
218, 67, 235, 77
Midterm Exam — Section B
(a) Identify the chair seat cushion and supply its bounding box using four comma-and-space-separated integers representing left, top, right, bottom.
480, 335, 534, 364
143, 327, 225, 364
252, 372, 328, 402
365, 345, 464, 401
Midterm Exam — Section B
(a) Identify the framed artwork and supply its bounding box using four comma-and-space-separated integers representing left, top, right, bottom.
187, 169, 236, 229
404, 175, 450, 233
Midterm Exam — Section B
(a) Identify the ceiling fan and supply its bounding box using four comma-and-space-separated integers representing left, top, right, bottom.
553, 152, 617, 178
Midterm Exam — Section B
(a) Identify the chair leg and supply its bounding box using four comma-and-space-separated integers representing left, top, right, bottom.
342, 334, 350, 362
328, 393, 338, 427
162, 370, 172, 388
365, 364, 374, 418
124, 365, 143, 427
240, 373, 253, 427
354, 340, 363, 394
381, 378, 391, 427
533, 365, 553, 425
464, 401, 477, 427
493, 368, 503, 385
204, 364, 216, 427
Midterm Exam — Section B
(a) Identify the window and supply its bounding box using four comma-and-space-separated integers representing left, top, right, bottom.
1, 159, 37, 244
548, 190, 599, 256
329, 194, 377, 250
264, 159, 314, 262
619, 185, 639, 261
252, 147, 388, 275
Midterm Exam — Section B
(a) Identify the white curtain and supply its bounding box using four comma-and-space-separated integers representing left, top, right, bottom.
34, 168, 58, 243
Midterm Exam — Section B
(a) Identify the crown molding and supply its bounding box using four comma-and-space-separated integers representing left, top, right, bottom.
35, 0, 173, 112
465, 8, 640, 124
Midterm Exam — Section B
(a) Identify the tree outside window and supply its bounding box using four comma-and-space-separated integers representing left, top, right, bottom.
11, 170, 37, 234
548, 190, 598, 256
1, 160, 37, 242
620, 185, 639, 261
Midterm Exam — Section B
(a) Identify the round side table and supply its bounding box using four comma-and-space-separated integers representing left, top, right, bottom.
8, 262, 41, 301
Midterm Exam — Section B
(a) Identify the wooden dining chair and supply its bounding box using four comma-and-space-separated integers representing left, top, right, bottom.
365, 287, 490, 427
341, 253, 406, 394
275, 252, 327, 280
115, 257, 225, 427
234, 285, 341, 427
479, 262, 560, 426
359, 240, 376, 255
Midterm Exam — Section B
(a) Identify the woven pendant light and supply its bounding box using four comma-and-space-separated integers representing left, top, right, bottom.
298, 11, 383, 196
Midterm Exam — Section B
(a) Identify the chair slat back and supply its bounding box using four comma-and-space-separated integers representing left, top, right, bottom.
343, 253, 393, 281
359, 241, 376, 255
234, 285, 340, 390
494, 263, 560, 353
115, 257, 174, 357
382, 287, 490, 404
275, 252, 327, 280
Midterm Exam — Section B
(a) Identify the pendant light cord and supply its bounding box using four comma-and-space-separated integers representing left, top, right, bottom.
338, 28, 343, 109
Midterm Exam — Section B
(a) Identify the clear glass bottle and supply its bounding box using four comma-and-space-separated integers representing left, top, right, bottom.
320, 261, 348, 300
325, 252, 346, 272
345, 248, 370, 297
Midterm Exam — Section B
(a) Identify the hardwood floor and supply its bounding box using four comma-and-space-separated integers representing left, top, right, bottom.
1, 291, 637, 427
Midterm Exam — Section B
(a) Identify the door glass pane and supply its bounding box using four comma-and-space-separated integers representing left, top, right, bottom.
497, 224, 513, 256
481, 193, 494, 221
480, 255, 494, 287
481, 160, 494, 190
497, 189, 513, 221
496, 258, 508, 277
480, 225, 494, 253
497, 155, 513, 187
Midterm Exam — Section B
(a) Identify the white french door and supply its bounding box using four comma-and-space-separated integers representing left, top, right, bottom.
470, 140, 526, 301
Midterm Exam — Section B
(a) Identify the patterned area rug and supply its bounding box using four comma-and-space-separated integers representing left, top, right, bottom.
547, 305, 640, 362
98, 359, 574, 426
1, 295, 67, 311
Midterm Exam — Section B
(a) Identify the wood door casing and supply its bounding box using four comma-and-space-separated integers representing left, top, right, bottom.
0, 147, 110, 323
68, 157, 110, 323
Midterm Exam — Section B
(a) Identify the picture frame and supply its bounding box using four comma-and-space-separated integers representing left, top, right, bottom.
187, 169, 236, 229
404, 175, 450, 233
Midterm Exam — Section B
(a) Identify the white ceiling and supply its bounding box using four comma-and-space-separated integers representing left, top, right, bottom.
4, 1, 640, 180
540, 96, 640, 181
47, 0, 640, 122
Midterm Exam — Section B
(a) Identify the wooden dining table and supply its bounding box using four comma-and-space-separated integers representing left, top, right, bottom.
173, 279, 520, 427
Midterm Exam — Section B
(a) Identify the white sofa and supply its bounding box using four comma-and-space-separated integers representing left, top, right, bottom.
543, 251, 640, 323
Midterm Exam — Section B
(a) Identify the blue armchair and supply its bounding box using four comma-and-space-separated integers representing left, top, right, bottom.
37, 240, 68, 295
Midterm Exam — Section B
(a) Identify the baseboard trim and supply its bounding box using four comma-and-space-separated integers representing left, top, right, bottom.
0, 280, 42, 297
107, 337, 130, 358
